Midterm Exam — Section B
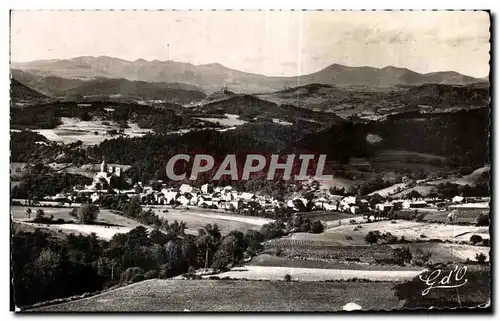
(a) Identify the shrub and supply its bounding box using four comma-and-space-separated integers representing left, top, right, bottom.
475, 253, 487, 264
412, 249, 432, 266
482, 239, 490, 247
469, 234, 483, 245
420, 234, 427, 239
143, 270, 158, 280
391, 220, 397, 224
75, 204, 99, 224
392, 247, 413, 266
345, 236, 353, 241
284, 274, 292, 282
310, 220, 325, 234
476, 214, 490, 226
415, 213, 427, 222
382, 232, 398, 244
275, 248, 282, 257
349, 219, 357, 224
365, 231, 381, 245
120, 267, 145, 285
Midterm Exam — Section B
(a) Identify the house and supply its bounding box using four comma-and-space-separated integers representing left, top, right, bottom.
402, 200, 428, 209
314, 197, 328, 210
240, 192, 256, 201
376, 202, 394, 213
179, 184, 193, 194
323, 202, 337, 211
452, 196, 465, 203
176, 195, 190, 206
201, 183, 213, 195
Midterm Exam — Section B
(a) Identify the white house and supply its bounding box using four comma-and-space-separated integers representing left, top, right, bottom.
452, 196, 465, 203
201, 183, 213, 195
179, 184, 193, 194
240, 192, 256, 201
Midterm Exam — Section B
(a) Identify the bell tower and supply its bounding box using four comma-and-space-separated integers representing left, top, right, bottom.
100, 156, 108, 173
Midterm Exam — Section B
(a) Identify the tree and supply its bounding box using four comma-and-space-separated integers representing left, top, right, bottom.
392, 247, 413, 266
475, 252, 487, 264
406, 190, 422, 200
476, 213, 490, 226
244, 229, 263, 249
212, 234, 245, 272
150, 228, 168, 246
76, 204, 99, 224
364, 231, 381, 245
196, 224, 222, 269
470, 234, 483, 245
310, 220, 325, 234
124, 197, 142, 218
119, 267, 145, 285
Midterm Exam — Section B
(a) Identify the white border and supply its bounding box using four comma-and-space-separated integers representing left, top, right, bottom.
2, 0, 497, 320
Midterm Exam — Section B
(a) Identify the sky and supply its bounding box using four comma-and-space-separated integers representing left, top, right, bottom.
10, 10, 490, 78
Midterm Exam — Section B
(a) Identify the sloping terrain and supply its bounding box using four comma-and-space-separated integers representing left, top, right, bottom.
11, 69, 207, 104
258, 82, 489, 113
189, 94, 343, 124
10, 79, 51, 104
30, 279, 403, 312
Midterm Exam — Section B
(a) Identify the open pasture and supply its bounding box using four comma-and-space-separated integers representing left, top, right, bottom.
454, 166, 490, 186
249, 254, 422, 271
33, 117, 152, 145
31, 279, 404, 312
150, 207, 273, 235
208, 265, 424, 282
324, 219, 489, 243
11, 206, 144, 240
423, 208, 488, 224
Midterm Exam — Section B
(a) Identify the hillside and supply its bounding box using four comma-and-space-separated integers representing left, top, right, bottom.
63, 77, 206, 103
30, 279, 402, 312
258, 82, 489, 114
293, 108, 489, 166
188, 94, 343, 124
10, 79, 51, 104
12, 56, 487, 94
11, 70, 207, 104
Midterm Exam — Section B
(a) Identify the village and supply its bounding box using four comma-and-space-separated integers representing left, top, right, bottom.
15, 158, 490, 224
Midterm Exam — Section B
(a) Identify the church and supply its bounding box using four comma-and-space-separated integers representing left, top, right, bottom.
85, 157, 123, 191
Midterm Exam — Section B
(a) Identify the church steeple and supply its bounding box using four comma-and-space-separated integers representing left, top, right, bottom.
100, 156, 108, 173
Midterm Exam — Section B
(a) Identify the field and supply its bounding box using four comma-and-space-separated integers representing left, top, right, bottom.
33, 117, 152, 145
391, 185, 435, 198
149, 207, 273, 235
454, 166, 490, 186
423, 208, 489, 224
323, 219, 489, 243
369, 183, 409, 197
31, 279, 404, 311
195, 114, 247, 127
249, 254, 422, 271
207, 265, 424, 282
297, 211, 359, 225
11, 206, 144, 240
11, 204, 274, 239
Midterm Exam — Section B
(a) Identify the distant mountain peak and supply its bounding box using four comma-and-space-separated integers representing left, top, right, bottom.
11, 56, 486, 93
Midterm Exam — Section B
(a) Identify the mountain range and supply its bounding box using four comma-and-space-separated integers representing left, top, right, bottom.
11, 56, 488, 94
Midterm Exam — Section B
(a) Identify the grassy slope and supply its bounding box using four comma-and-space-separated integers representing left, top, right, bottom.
31, 279, 403, 312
